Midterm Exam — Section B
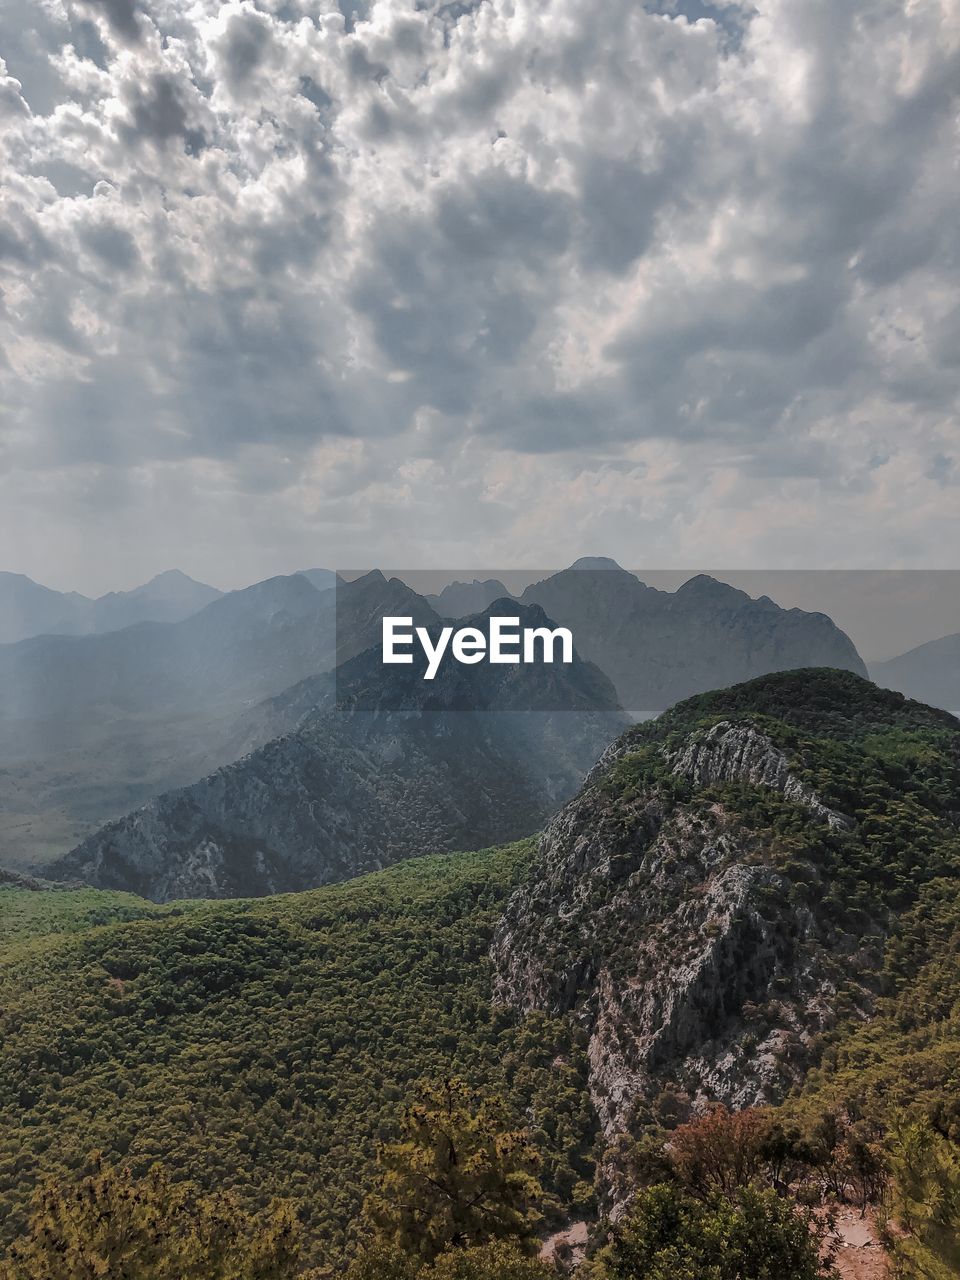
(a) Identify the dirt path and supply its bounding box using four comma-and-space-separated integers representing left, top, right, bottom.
831, 1207, 892, 1280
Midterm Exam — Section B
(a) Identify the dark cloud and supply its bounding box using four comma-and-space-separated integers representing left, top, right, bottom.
82, 0, 143, 43
213, 8, 274, 94
118, 74, 207, 152
79, 221, 140, 271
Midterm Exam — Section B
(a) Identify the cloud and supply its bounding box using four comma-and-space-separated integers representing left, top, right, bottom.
0, 0, 957, 591
81, 0, 144, 45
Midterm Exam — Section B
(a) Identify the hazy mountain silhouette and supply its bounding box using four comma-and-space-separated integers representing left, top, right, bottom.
521, 563, 867, 715
0, 569, 221, 644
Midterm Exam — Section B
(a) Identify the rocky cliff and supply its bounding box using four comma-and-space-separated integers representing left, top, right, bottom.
491, 670, 960, 1174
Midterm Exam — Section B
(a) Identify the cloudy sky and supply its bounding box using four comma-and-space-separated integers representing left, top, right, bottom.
0, 0, 958, 594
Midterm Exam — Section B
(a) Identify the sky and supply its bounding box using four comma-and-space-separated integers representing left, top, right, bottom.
0, 0, 958, 596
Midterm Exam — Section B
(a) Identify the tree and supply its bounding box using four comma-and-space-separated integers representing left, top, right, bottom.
344, 1239, 553, 1280
667, 1105, 775, 1197
424, 1242, 553, 1279
0, 1153, 300, 1280
883, 1116, 960, 1280
602, 1182, 838, 1280
360, 1079, 544, 1265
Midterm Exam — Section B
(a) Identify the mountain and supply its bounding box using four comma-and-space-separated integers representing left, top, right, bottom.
520, 564, 867, 715
0, 573, 91, 644
0, 570, 221, 643
871, 630, 960, 715
0, 572, 436, 868
294, 567, 338, 592
0, 571, 432, 743
88, 569, 222, 631
50, 602, 627, 900
0, 574, 330, 734
427, 578, 513, 618
491, 669, 960, 1174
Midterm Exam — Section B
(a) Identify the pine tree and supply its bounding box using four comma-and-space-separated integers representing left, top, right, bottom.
360, 1078, 544, 1265
0, 1152, 301, 1280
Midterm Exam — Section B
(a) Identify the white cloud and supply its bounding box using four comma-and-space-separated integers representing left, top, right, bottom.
0, 0, 957, 592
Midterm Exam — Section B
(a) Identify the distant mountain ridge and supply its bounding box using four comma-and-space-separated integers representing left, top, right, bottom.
871, 630, 960, 715
0, 570, 420, 736
0, 571, 428, 866
0, 569, 222, 644
1, 560, 883, 872
426, 578, 513, 617
520, 563, 867, 715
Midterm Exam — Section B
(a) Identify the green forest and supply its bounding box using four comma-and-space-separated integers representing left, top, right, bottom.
0, 846, 596, 1271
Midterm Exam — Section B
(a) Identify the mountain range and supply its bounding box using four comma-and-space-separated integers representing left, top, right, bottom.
4, 558, 959, 888
0, 569, 222, 644
0, 569, 430, 865
519, 560, 868, 716
870, 630, 960, 715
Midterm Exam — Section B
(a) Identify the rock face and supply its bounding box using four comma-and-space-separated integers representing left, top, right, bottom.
491, 670, 958, 1162
666, 721, 853, 830
50, 713, 554, 900
492, 768, 854, 1139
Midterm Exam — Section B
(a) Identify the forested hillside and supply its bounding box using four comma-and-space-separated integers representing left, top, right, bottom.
2, 670, 959, 1277
0, 846, 596, 1272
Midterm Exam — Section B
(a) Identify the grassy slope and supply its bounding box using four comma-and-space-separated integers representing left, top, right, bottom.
0, 843, 595, 1271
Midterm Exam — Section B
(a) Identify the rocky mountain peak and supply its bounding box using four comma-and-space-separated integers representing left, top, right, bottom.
490, 669, 960, 1194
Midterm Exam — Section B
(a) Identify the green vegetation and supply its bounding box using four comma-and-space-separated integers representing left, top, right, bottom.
0, 1153, 300, 1280
346, 1077, 550, 1280
0, 845, 595, 1272
644, 668, 959, 744
791, 877, 960, 1140
360, 1078, 543, 1264
0, 886, 184, 950
608, 670, 960, 925
591, 1183, 836, 1280
3, 671, 960, 1276
883, 1117, 960, 1280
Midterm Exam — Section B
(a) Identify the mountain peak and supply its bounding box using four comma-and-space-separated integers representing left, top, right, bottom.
147, 569, 194, 584
673, 573, 751, 606
566, 556, 624, 572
